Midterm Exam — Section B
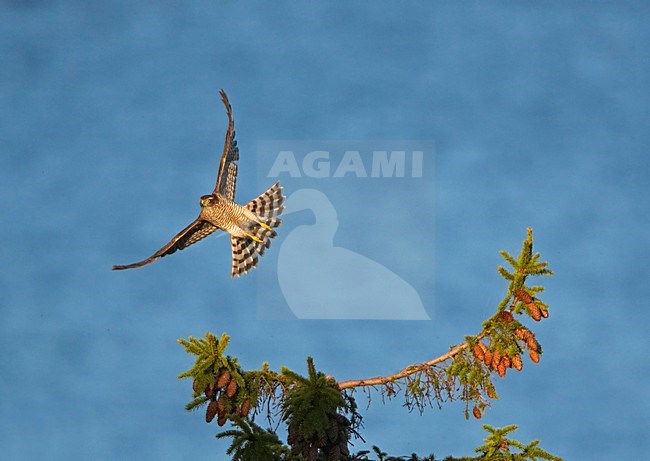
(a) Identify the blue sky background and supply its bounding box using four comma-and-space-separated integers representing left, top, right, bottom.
1, 2, 649, 459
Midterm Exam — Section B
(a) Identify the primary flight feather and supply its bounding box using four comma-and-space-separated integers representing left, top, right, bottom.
113, 90, 285, 277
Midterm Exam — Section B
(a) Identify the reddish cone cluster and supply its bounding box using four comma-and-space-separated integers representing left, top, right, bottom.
513, 288, 548, 321
515, 328, 541, 363
196, 368, 252, 426
472, 341, 519, 378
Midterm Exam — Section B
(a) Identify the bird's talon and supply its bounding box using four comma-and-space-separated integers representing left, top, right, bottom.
246, 233, 263, 243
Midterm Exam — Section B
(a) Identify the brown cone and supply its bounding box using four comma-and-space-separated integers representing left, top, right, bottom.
241, 399, 251, 418
335, 414, 350, 428
216, 395, 226, 413
327, 445, 341, 461
526, 336, 538, 351
340, 440, 350, 457
472, 406, 482, 419
483, 350, 493, 367
226, 378, 238, 398
514, 288, 533, 304
206, 400, 218, 423
487, 385, 497, 399
529, 349, 540, 363
217, 369, 231, 389
473, 344, 485, 361
287, 424, 298, 445
327, 422, 339, 442
499, 311, 514, 323
512, 354, 523, 371
541, 308, 549, 318
491, 350, 501, 370
217, 413, 227, 426
501, 356, 511, 369
497, 362, 506, 377
527, 303, 542, 321
515, 329, 527, 340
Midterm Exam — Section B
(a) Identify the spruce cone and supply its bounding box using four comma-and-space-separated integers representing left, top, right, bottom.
287, 424, 299, 445
499, 311, 514, 323
529, 349, 540, 363
512, 354, 523, 371
483, 350, 493, 367
206, 400, 218, 423
327, 422, 339, 442
335, 414, 350, 426
487, 385, 497, 399
514, 288, 533, 304
501, 355, 511, 369
340, 440, 350, 457
216, 369, 231, 389
491, 350, 501, 370
216, 395, 226, 414
541, 308, 549, 318
240, 399, 251, 418
217, 413, 227, 426
205, 387, 216, 400
226, 378, 238, 398
473, 344, 485, 361
526, 336, 538, 351
192, 379, 200, 394
527, 303, 542, 321
472, 406, 482, 419
515, 328, 527, 340
327, 445, 341, 461
497, 361, 506, 377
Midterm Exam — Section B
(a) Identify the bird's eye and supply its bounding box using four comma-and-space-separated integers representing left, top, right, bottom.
200, 195, 217, 207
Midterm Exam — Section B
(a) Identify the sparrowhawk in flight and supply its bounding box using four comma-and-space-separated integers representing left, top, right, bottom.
113, 90, 285, 277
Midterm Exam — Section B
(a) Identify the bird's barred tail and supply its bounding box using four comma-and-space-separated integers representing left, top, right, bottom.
230, 182, 286, 277
230, 236, 259, 278
246, 181, 285, 219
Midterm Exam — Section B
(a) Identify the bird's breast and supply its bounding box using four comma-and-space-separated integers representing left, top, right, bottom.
201, 199, 245, 227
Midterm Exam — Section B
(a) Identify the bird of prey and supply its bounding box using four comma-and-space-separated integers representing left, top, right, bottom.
113, 90, 285, 277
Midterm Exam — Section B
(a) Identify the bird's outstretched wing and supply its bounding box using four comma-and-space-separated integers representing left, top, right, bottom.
112, 220, 219, 270
213, 89, 239, 201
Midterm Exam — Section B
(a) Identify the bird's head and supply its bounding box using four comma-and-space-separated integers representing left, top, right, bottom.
200, 195, 218, 207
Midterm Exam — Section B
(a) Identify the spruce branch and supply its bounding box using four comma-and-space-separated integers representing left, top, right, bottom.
216, 416, 290, 461
337, 337, 482, 390
469, 424, 563, 461
178, 228, 563, 460
179, 229, 553, 421
335, 228, 553, 418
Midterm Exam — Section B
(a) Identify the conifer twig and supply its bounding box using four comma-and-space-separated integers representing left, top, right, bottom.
337, 333, 485, 390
